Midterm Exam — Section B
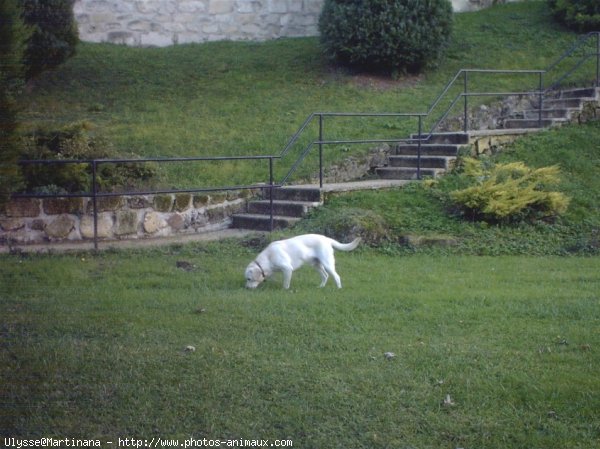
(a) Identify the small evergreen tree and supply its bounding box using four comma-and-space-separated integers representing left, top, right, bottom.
319, 0, 453, 75
0, 0, 31, 203
449, 158, 570, 223
22, 0, 79, 80
548, 0, 600, 32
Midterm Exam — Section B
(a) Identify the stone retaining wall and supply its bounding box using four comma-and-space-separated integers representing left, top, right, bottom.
0, 190, 251, 245
73, 0, 517, 47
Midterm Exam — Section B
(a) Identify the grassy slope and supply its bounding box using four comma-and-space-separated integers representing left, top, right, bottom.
20, 2, 590, 187
1, 244, 599, 448
297, 121, 600, 255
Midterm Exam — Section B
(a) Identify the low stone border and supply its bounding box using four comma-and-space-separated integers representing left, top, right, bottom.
0, 190, 254, 245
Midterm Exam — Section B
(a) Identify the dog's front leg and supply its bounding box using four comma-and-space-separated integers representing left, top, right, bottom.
282, 267, 293, 289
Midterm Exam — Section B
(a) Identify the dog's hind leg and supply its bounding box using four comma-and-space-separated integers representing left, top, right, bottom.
321, 259, 342, 288
329, 269, 342, 288
313, 261, 329, 287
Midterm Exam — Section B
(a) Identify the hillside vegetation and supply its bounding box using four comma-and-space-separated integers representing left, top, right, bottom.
296, 121, 600, 255
16, 2, 599, 254
20, 1, 591, 188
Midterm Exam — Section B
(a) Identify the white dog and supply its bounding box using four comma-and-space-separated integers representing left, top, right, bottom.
245, 234, 361, 289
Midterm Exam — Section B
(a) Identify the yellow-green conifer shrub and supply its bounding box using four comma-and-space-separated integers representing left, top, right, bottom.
450, 158, 570, 222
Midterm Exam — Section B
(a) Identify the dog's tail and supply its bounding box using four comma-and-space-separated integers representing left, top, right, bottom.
331, 237, 361, 252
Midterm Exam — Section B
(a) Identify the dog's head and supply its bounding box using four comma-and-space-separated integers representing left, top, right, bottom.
245, 261, 265, 289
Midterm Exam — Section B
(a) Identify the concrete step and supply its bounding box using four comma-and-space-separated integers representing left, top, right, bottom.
388, 155, 451, 169
542, 98, 584, 109
375, 167, 442, 180
547, 87, 598, 100
503, 118, 564, 129
410, 132, 469, 145
263, 186, 322, 202
247, 200, 318, 217
394, 143, 460, 156
519, 108, 574, 119
231, 213, 301, 231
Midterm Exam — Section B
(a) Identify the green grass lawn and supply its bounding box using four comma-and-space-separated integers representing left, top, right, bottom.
4, 3, 599, 446
1, 243, 599, 448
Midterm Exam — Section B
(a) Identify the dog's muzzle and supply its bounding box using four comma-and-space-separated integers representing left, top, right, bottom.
245, 260, 266, 289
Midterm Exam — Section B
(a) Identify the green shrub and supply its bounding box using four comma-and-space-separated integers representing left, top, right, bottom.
0, 0, 30, 203
449, 157, 570, 223
22, 0, 79, 80
319, 0, 453, 74
548, 0, 600, 32
21, 122, 159, 194
297, 206, 391, 245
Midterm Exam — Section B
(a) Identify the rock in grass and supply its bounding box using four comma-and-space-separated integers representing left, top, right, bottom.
384, 352, 396, 360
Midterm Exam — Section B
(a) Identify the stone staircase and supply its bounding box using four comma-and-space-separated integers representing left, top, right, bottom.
503, 87, 599, 129
231, 185, 322, 231
375, 132, 469, 180
231, 86, 599, 231
376, 87, 599, 181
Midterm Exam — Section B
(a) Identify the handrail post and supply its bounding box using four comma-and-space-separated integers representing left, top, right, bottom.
596, 32, 599, 87
538, 72, 544, 128
269, 156, 274, 232
417, 116, 422, 180
463, 71, 468, 133
318, 114, 323, 188
91, 160, 98, 250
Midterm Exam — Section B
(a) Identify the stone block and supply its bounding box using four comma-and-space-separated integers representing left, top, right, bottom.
136, 0, 161, 14
4, 198, 40, 218
45, 215, 76, 239
127, 195, 152, 209
174, 193, 192, 211
93, 196, 124, 212
107, 30, 137, 45
114, 210, 139, 236
167, 213, 185, 231
31, 219, 46, 231
173, 12, 196, 23
128, 20, 152, 31
193, 194, 210, 207
90, 12, 115, 25
210, 192, 227, 204
43, 197, 86, 215
153, 194, 174, 212
305, 0, 324, 14
188, 209, 208, 228
202, 23, 220, 34
226, 190, 240, 201
237, 1, 261, 14
141, 32, 175, 47
80, 213, 114, 239
209, 0, 234, 14
143, 211, 167, 234
268, 0, 288, 14
158, 0, 179, 15
0, 218, 25, 232
86, 0, 111, 12
178, 0, 206, 13
206, 205, 227, 222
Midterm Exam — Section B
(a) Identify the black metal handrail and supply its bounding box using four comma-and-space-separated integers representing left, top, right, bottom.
4, 32, 599, 247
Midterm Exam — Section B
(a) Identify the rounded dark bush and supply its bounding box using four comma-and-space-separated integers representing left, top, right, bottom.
21, 122, 159, 194
22, 0, 79, 80
548, 0, 600, 32
319, 0, 453, 74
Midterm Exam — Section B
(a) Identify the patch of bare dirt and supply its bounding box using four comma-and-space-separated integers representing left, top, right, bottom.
349, 73, 424, 91
321, 66, 424, 91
